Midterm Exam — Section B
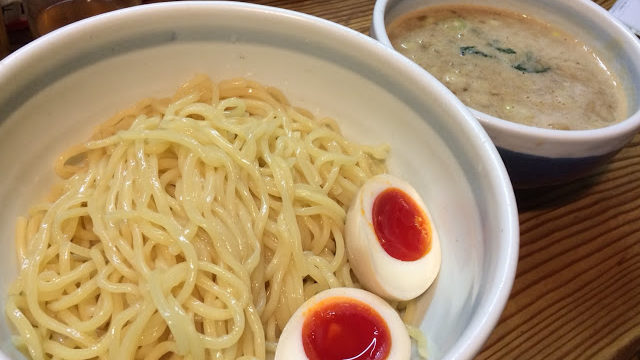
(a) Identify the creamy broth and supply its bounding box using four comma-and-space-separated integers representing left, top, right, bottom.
388, 5, 627, 130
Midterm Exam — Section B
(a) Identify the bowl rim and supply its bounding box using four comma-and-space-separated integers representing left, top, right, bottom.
371, 0, 640, 156
0, 2, 519, 360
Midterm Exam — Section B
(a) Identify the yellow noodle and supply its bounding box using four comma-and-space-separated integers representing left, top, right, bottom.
3, 75, 425, 360
407, 324, 430, 359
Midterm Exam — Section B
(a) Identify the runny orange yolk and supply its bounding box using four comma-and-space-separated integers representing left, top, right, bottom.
301, 297, 391, 360
372, 187, 431, 261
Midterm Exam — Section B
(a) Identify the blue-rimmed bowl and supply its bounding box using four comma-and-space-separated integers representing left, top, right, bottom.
371, 0, 640, 188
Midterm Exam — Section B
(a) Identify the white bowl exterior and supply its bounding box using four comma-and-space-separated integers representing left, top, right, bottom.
0, 3, 519, 360
372, 0, 640, 159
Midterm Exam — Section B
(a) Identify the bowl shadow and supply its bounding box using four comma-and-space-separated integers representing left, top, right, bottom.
513, 169, 605, 212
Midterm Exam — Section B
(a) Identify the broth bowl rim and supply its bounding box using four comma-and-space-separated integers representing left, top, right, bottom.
371, 0, 640, 158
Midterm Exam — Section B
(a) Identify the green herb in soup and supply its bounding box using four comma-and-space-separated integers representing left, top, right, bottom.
511, 52, 550, 74
488, 40, 516, 55
459, 45, 492, 58
388, 5, 627, 130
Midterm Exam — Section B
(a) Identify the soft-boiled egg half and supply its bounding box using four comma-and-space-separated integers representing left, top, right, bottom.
345, 174, 441, 301
274, 287, 411, 360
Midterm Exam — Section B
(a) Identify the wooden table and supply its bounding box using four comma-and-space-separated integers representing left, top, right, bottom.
246, 0, 639, 359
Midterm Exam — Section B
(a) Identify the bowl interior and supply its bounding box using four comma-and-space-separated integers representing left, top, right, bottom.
0, 3, 518, 359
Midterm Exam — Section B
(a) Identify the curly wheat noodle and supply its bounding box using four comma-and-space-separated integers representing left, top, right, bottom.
5, 74, 426, 360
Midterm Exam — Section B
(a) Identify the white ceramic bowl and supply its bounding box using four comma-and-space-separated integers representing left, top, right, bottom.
371, 0, 640, 188
0, 2, 519, 359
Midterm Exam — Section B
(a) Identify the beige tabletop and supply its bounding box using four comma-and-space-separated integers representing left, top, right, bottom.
244, 0, 639, 359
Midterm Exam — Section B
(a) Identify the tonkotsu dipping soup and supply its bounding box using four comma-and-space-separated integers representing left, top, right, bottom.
388, 5, 627, 130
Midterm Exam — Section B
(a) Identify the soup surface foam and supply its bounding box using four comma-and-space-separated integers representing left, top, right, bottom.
388, 5, 627, 130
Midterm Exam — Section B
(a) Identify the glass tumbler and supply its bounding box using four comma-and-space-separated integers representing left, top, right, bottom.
25, 0, 141, 37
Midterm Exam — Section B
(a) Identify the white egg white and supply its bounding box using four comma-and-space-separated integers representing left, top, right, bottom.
274, 287, 411, 360
345, 174, 441, 301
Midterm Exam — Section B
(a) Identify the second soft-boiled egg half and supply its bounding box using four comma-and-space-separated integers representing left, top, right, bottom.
345, 174, 441, 301
274, 287, 411, 360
